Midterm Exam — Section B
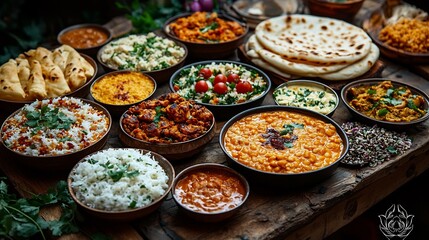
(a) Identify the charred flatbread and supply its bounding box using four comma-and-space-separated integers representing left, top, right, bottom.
255, 14, 372, 64
0, 59, 26, 100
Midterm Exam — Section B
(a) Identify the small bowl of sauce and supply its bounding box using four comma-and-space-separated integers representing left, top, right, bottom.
172, 163, 249, 222
58, 23, 112, 57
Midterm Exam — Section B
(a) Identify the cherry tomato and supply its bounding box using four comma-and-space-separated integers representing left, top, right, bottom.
195, 80, 209, 93
236, 81, 253, 93
214, 74, 227, 85
227, 73, 240, 83
213, 82, 228, 94
199, 68, 212, 79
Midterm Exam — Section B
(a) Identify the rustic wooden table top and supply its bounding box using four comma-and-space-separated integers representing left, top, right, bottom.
1, 0, 429, 239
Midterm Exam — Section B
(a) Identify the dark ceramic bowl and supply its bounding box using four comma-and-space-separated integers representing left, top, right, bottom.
219, 105, 349, 189
307, 0, 364, 22
0, 53, 98, 122
68, 148, 175, 222
90, 70, 157, 117
0, 98, 111, 172
341, 78, 429, 129
172, 163, 250, 222
163, 12, 249, 59
118, 93, 217, 161
97, 34, 188, 84
273, 80, 339, 117
57, 23, 112, 57
169, 60, 271, 121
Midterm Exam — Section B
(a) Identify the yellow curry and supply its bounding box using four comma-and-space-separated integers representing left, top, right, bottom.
348, 80, 426, 122
91, 72, 155, 105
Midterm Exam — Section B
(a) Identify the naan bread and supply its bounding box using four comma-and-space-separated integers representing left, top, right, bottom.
245, 35, 300, 79
255, 14, 372, 64
247, 34, 351, 75
0, 59, 26, 100
64, 50, 88, 90
312, 43, 380, 81
27, 60, 47, 99
28, 47, 71, 97
16, 58, 31, 94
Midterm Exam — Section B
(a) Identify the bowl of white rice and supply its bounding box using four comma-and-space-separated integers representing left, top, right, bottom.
67, 148, 175, 221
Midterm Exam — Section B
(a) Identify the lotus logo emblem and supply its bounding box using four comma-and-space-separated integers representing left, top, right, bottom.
379, 204, 414, 239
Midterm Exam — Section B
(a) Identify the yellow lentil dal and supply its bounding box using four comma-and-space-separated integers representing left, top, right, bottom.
91, 72, 155, 105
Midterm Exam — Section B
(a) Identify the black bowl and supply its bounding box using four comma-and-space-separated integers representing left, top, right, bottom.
163, 12, 249, 59
341, 78, 429, 129
219, 105, 349, 189
169, 60, 271, 121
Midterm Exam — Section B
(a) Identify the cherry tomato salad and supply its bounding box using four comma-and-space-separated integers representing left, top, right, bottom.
172, 62, 269, 105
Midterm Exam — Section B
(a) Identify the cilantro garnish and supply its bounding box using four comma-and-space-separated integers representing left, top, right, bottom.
200, 22, 219, 33
25, 106, 75, 133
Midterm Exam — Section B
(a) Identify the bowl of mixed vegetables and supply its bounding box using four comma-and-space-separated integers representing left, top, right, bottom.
341, 78, 429, 129
169, 60, 271, 120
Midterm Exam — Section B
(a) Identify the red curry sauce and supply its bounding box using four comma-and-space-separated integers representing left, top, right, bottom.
60, 26, 108, 49
174, 169, 246, 213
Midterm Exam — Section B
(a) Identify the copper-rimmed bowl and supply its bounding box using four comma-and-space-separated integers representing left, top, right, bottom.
97, 33, 188, 84
90, 70, 157, 117
0, 53, 98, 123
57, 23, 112, 57
163, 12, 249, 59
68, 148, 175, 222
0, 97, 111, 172
219, 105, 349, 189
172, 163, 250, 222
341, 78, 429, 129
273, 80, 339, 117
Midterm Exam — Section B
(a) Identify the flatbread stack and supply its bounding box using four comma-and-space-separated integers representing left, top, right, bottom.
244, 14, 380, 81
0, 45, 95, 101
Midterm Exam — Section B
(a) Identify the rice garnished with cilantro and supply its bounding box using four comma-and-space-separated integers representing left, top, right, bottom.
70, 148, 169, 211
1, 97, 110, 156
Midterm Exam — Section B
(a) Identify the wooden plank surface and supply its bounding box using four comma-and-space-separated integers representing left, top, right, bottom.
2, 0, 429, 239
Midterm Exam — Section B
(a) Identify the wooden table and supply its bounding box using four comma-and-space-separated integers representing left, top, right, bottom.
2, 0, 429, 239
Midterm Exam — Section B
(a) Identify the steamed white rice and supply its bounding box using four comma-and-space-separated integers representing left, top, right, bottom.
70, 148, 169, 211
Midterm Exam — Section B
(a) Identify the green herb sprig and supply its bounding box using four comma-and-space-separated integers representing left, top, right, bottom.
25, 106, 75, 133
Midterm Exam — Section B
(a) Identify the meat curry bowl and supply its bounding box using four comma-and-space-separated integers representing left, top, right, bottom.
172, 163, 250, 223
0, 97, 111, 172
163, 11, 249, 59
97, 32, 188, 84
341, 78, 429, 129
219, 105, 349, 189
169, 60, 271, 121
67, 148, 175, 222
118, 93, 216, 161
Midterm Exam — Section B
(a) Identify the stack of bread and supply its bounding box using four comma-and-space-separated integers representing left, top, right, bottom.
244, 14, 380, 81
0, 45, 95, 101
